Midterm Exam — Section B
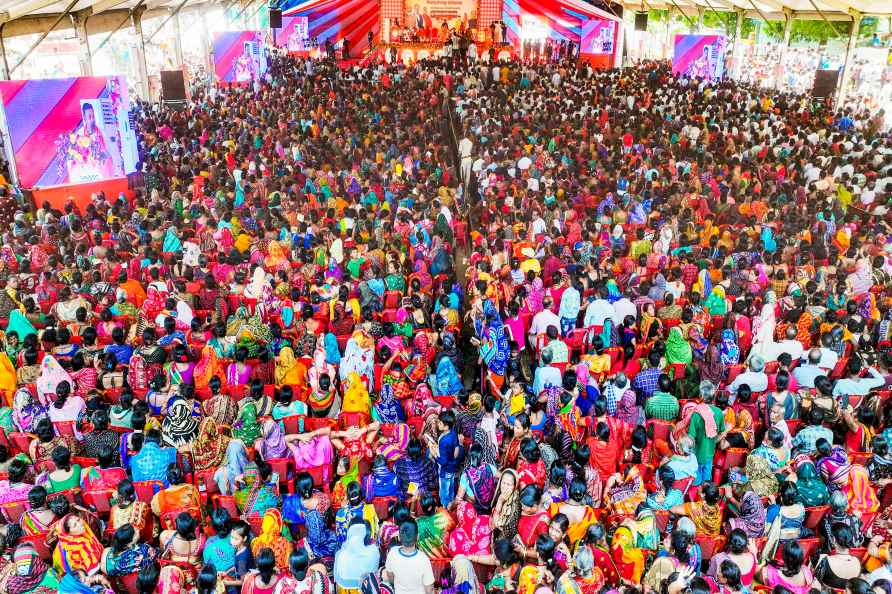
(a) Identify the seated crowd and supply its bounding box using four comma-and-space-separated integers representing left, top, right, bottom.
0, 51, 889, 594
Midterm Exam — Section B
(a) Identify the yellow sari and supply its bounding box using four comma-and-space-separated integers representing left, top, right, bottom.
275, 346, 306, 387
342, 372, 371, 415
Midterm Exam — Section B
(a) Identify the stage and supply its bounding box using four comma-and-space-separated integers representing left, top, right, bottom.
378, 40, 516, 64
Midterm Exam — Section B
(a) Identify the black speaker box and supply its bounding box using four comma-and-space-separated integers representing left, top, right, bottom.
160, 70, 186, 102
270, 8, 282, 28
634, 12, 648, 31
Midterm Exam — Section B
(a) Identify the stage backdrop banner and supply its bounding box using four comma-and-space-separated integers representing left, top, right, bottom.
275, 16, 310, 51
405, 0, 477, 29
214, 31, 268, 83
672, 34, 727, 81
0, 75, 138, 189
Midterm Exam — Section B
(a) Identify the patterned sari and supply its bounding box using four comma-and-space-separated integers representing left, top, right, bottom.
416, 508, 456, 558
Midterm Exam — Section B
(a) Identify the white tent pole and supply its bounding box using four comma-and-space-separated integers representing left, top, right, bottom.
732, 8, 743, 79
836, 12, 861, 109
776, 8, 792, 89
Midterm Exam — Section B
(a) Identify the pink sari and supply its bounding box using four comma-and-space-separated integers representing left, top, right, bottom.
447, 501, 493, 556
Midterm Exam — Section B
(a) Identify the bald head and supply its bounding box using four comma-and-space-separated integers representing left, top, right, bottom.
808, 348, 822, 365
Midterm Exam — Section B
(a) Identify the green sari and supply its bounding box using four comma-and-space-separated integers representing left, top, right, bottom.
666, 327, 693, 365
232, 401, 261, 443
416, 509, 455, 558
6, 310, 36, 339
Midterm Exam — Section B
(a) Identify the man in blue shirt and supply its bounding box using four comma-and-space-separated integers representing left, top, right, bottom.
427, 409, 463, 507
131, 429, 178, 486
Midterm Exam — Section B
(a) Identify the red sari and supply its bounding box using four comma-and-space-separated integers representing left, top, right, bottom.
516, 511, 549, 547
517, 459, 546, 490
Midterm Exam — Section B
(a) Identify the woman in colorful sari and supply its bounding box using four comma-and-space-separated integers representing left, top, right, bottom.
372, 384, 405, 424
415, 492, 456, 558
556, 545, 604, 594
704, 286, 728, 316
671, 482, 723, 537
36, 355, 71, 405
231, 397, 261, 443
665, 327, 693, 367
160, 398, 200, 448
101, 524, 158, 576
448, 500, 492, 556
433, 357, 463, 396
341, 371, 371, 416
234, 458, 280, 519
53, 513, 104, 575
333, 481, 378, 545
214, 439, 249, 496
611, 526, 645, 585
191, 417, 229, 471
274, 345, 306, 387
256, 418, 288, 461
549, 477, 597, 545
476, 299, 510, 395
795, 459, 830, 506
456, 443, 498, 513
340, 331, 374, 390
605, 465, 647, 516
13, 387, 45, 433
816, 439, 852, 491
8, 543, 60, 594
202, 377, 237, 427
728, 485, 767, 539
250, 509, 292, 571
847, 464, 880, 515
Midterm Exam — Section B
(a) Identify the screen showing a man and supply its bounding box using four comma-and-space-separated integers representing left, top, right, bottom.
63, 102, 118, 183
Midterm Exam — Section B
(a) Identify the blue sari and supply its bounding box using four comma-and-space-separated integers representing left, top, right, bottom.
478, 300, 510, 377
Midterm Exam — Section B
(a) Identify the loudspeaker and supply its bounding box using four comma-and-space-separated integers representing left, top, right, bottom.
634, 12, 648, 31
270, 8, 282, 28
812, 69, 839, 99
160, 70, 186, 102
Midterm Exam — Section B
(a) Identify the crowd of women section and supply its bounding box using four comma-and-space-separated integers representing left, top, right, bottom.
0, 50, 890, 594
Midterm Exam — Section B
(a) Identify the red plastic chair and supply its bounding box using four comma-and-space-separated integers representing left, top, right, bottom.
0, 499, 29, 523
304, 418, 337, 432
645, 418, 672, 443
305, 464, 330, 490
850, 451, 871, 467
247, 514, 265, 536
83, 488, 116, 516
282, 415, 305, 435
53, 488, 81, 505
338, 412, 370, 429
194, 468, 221, 500
695, 535, 727, 561
118, 573, 140, 594
19, 534, 52, 561
371, 496, 398, 518
723, 448, 748, 470
433, 395, 455, 408
9, 432, 34, 454
53, 421, 77, 438
725, 364, 745, 386
212, 495, 239, 519
72, 456, 99, 468
266, 457, 293, 493
804, 505, 829, 530
132, 480, 163, 503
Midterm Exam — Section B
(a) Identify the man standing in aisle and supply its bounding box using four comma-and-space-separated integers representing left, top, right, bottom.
459, 131, 474, 194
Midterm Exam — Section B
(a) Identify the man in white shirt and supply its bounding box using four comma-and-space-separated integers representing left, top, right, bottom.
528, 296, 560, 343
760, 327, 805, 362
612, 296, 637, 326
794, 349, 826, 389
816, 333, 839, 371
384, 520, 435, 594
584, 286, 614, 328
727, 355, 769, 400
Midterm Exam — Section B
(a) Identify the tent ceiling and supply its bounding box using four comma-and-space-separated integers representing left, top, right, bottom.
0, 0, 888, 25
616, 0, 891, 16
0, 0, 215, 22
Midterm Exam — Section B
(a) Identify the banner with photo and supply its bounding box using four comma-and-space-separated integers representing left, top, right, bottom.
214, 31, 269, 83
672, 34, 727, 81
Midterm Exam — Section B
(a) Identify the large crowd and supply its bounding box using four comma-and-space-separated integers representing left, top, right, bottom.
0, 49, 889, 594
